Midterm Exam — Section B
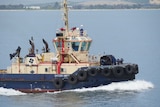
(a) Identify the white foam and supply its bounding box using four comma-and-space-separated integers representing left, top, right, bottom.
66, 80, 154, 93
0, 80, 154, 95
0, 87, 26, 96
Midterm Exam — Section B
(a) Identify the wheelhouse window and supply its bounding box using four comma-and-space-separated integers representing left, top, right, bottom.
72, 42, 80, 51
87, 42, 91, 51
54, 40, 62, 52
55, 41, 62, 47
81, 42, 87, 51
81, 41, 91, 51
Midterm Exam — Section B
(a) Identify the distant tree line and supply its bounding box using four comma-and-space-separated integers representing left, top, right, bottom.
73, 4, 160, 9
73, 4, 141, 9
0, 2, 61, 10
0, 2, 160, 10
40, 2, 61, 9
0, 4, 24, 10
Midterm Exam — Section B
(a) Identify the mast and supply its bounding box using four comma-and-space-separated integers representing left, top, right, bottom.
63, 0, 69, 36
57, 0, 69, 74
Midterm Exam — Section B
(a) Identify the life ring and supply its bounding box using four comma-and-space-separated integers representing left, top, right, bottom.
88, 68, 97, 76
68, 74, 78, 84
133, 64, 139, 74
77, 70, 87, 81
54, 78, 64, 89
113, 66, 124, 77
29, 58, 34, 64
125, 65, 134, 75
101, 68, 111, 77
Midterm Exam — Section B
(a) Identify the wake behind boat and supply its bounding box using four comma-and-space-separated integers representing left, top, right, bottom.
0, 0, 138, 93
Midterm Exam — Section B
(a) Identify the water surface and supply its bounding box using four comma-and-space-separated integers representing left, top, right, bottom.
0, 9, 160, 107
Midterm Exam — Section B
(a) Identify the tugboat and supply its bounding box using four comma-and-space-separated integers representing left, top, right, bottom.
0, 0, 138, 93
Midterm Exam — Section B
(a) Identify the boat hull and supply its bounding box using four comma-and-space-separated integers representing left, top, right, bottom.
0, 72, 135, 93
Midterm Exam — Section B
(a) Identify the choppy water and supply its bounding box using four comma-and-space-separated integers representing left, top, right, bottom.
0, 80, 154, 96
0, 80, 154, 107
0, 9, 160, 107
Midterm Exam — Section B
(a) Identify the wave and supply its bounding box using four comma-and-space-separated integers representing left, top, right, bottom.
0, 87, 26, 96
0, 80, 154, 96
64, 80, 154, 93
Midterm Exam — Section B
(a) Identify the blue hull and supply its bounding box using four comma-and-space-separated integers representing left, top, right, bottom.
0, 72, 135, 93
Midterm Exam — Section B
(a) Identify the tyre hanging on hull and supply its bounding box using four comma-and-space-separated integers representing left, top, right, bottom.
77, 70, 87, 81
101, 68, 111, 77
68, 74, 78, 85
54, 78, 64, 89
125, 65, 134, 75
133, 64, 139, 74
113, 66, 124, 77
88, 68, 98, 77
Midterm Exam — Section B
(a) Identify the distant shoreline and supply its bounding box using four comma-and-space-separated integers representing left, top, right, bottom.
1, 1, 160, 11
0, 8, 160, 12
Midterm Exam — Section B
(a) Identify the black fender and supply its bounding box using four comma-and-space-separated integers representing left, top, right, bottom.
77, 70, 87, 81
68, 74, 78, 85
88, 68, 98, 77
54, 78, 64, 89
113, 66, 124, 77
101, 68, 111, 77
133, 64, 139, 74
125, 65, 134, 75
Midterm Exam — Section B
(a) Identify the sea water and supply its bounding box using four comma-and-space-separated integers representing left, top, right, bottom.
0, 9, 160, 107
0, 80, 154, 107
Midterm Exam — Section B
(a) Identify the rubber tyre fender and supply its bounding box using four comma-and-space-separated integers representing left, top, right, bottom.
133, 64, 139, 74
113, 66, 124, 77
68, 74, 78, 85
77, 70, 87, 81
101, 68, 111, 77
54, 78, 64, 89
125, 65, 134, 75
88, 68, 98, 77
